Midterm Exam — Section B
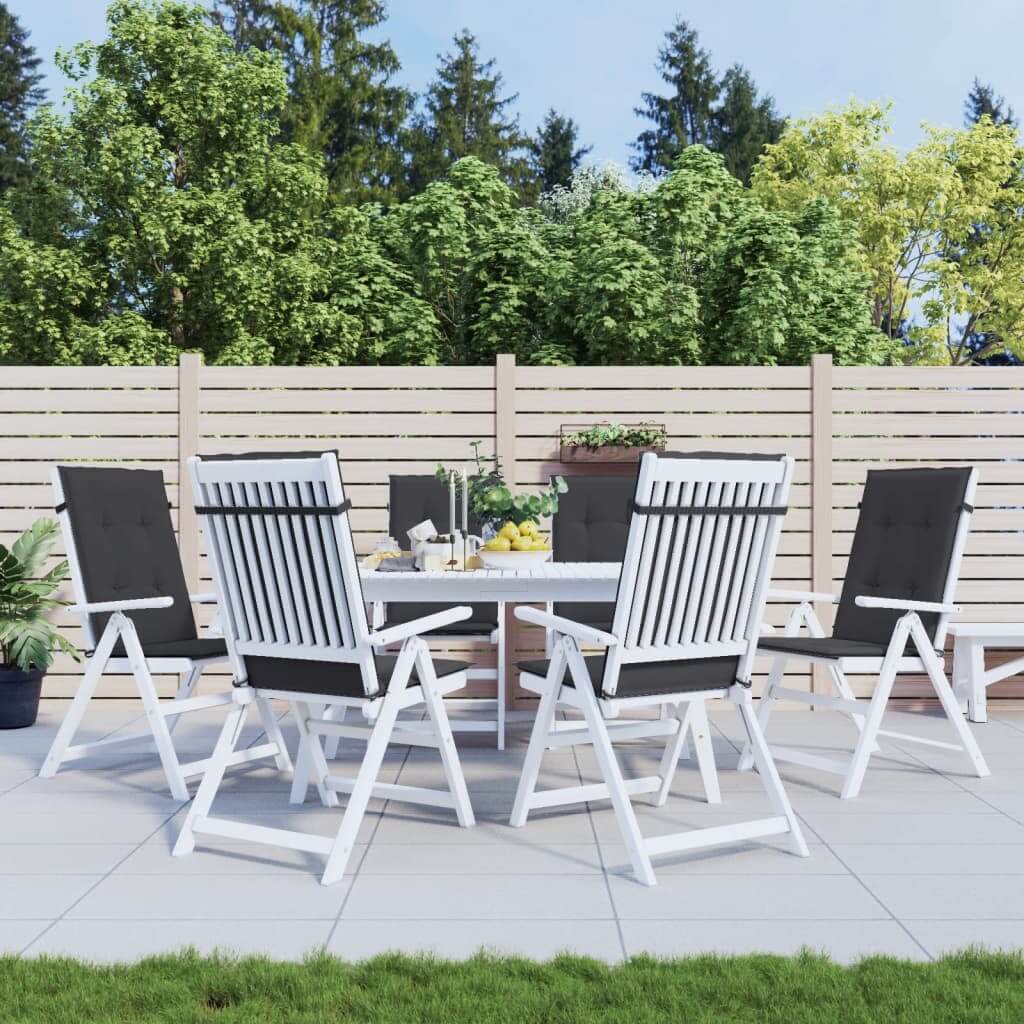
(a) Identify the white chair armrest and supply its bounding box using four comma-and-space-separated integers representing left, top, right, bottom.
189, 592, 218, 605
767, 589, 839, 604
514, 606, 618, 647
855, 595, 960, 615
369, 606, 472, 647
71, 596, 174, 614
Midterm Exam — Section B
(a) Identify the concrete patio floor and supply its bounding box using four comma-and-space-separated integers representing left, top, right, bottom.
1, 698, 1023, 964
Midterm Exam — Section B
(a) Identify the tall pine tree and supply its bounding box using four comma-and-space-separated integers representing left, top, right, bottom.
964, 77, 1017, 128
529, 109, 591, 194
214, 0, 411, 203
404, 29, 528, 197
631, 18, 783, 182
0, 2, 45, 192
713, 65, 785, 184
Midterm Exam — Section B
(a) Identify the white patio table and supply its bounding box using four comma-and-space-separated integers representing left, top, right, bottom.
949, 622, 1024, 723
359, 561, 621, 605
360, 562, 621, 720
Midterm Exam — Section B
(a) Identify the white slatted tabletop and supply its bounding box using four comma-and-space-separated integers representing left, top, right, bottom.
359, 562, 621, 603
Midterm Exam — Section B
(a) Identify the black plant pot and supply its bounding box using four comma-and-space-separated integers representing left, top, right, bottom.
0, 666, 44, 729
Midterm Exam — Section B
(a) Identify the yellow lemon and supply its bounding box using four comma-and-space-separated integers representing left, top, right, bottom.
498, 522, 520, 541
532, 536, 551, 551
511, 536, 534, 552
518, 520, 539, 538
484, 535, 512, 552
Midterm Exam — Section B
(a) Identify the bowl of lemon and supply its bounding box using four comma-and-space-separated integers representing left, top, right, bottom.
477, 520, 552, 568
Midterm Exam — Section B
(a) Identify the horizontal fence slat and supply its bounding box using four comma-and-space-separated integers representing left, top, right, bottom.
201, 366, 492, 388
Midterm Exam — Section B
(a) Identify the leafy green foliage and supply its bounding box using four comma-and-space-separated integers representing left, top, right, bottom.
0, 519, 79, 672
753, 101, 1024, 364
965, 77, 1017, 128
528, 109, 592, 195
436, 442, 567, 533
563, 423, 667, 449
0, 2, 45, 192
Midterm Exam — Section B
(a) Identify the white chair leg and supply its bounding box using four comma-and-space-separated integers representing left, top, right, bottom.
417, 643, 475, 828
570, 643, 656, 887
690, 699, 721, 804
910, 618, 990, 779
322, 703, 344, 759
256, 695, 292, 773
967, 641, 987, 724
509, 643, 565, 828
496, 604, 506, 751
737, 653, 787, 771
654, 701, 694, 806
290, 701, 338, 808
168, 665, 202, 735
39, 615, 120, 779
320, 679, 407, 886
173, 699, 248, 856
121, 620, 190, 801
841, 620, 909, 800
736, 687, 809, 857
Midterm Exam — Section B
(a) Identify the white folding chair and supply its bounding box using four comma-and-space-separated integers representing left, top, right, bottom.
511, 451, 808, 886
174, 453, 475, 885
737, 466, 989, 799
39, 466, 244, 800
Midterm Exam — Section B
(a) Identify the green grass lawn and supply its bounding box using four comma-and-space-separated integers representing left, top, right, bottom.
2, 949, 1023, 1023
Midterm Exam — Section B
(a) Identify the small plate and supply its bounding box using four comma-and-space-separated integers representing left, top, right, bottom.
477, 549, 553, 569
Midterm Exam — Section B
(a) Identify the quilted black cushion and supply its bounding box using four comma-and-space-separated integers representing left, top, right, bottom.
518, 654, 740, 698
759, 636, 889, 660
833, 467, 970, 646
58, 466, 196, 647
386, 475, 495, 631
553, 474, 635, 627
244, 653, 466, 698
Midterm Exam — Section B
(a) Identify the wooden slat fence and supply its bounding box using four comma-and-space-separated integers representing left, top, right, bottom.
2, 355, 1023, 705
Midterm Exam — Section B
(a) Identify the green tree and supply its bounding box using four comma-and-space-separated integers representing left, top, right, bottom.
964, 77, 1017, 128
0, 2, 45, 192
752, 101, 1024, 364
631, 19, 718, 175
214, 0, 411, 203
0, 0, 433, 366
404, 29, 529, 196
529, 109, 591, 194
712, 64, 785, 184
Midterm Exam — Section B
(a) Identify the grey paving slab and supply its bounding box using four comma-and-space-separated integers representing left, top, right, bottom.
359, 841, 604, 875
24, 920, 333, 962
0, 875, 102, 919
0, 921, 52, 955
600, 840, 843, 875
798, 811, 1024, 846
1, 811, 177, 845
608, 874, 888, 921
327, 919, 624, 961
619, 920, 926, 963
0, 844, 135, 875
342, 874, 614, 920
832, 843, 1024, 876
66, 874, 352, 920
115, 842, 366, 876
859, 875, 1024, 920
372, 806, 596, 845
902, 920, 1024, 957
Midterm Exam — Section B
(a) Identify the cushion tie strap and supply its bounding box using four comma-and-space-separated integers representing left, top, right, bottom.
195, 499, 353, 517
631, 500, 788, 517
57, 500, 172, 513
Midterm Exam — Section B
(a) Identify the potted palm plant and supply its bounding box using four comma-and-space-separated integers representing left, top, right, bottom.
0, 519, 80, 729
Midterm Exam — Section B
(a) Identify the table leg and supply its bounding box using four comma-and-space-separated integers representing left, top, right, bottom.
952, 638, 968, 715
968, 641, 987, 724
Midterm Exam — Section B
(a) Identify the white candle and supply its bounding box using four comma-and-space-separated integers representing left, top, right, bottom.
448, 471, 456, 538
461, 467, 469, 534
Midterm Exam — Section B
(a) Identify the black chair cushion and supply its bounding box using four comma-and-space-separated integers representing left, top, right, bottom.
244, 654, 466, 698
759, 636, 889, 660
553, 475, 635, 627
832, 468, 971, 647
517, 654, 740, 699
386, 475, 495, 631
111, 637, 229, 661
58, 466, 196, 647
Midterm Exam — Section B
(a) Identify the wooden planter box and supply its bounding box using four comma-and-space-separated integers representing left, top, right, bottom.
559, 423, 667, 464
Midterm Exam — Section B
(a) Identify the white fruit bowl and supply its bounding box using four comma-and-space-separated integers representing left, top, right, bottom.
477, 549, 552, 569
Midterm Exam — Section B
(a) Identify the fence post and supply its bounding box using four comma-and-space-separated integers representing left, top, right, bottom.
494, 354, 520, 708
810, 353, 834, 696
178, 352, 202, 594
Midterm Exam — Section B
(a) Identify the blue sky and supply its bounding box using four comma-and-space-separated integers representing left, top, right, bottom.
10, 0, 1024, 165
